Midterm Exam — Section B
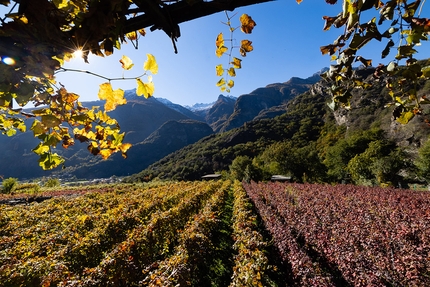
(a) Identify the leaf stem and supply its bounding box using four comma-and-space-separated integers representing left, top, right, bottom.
55, 68, 146, 82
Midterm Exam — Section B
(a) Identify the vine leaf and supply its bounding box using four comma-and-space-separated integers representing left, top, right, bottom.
215, 33, 228, 57
144, 54, 158, 74
136, 78, 155, 98
98, 82, 126, 112
120, 55, 134, 70
231, 57, 242, 69
41, 115, 61, 128
216, 64, 224, 76
240, 14, 256, 34
228, 67, 236, 77
38, 153, 65, 170
240, 40, 253, 56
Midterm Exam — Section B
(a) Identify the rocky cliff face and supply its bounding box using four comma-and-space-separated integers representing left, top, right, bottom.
219, 76, 320, 132
204, 95, 236, 132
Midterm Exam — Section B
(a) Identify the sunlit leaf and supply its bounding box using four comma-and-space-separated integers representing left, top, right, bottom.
396, 110, 415, 124
216, 64, 224, 76
32, 143, 50, 155
100, 149, 113, 160
231, 57, 242, 69
216, 78, 226, 87
138, 28, 146, 36
216, 46, 228, 58
227, 79, 234, 88
38, 153, 64, 170
240, 40, 253, 57
98, 82, 126, 112
228, 67, 236, 77
53, 0, 68, 9
240, 14, 256, 34
215, 33, 224, 48
120, 55, 134, 70
144, 54, 158, 74
136, 78, 155, 99
126, 31, 137, 41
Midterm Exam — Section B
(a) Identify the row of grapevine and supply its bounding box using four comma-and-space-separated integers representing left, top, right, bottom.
140, 180, 232, 286
229, 181, 275, 287
244, 181, 430, 286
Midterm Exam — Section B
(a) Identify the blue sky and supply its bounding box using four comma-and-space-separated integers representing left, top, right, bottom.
3, 1, 430, 106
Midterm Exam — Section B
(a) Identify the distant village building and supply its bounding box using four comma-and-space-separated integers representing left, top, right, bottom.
201, 174, 222, 181
271, 175, 291, 182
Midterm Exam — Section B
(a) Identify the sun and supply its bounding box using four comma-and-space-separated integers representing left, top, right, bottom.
72, 49, 84, 59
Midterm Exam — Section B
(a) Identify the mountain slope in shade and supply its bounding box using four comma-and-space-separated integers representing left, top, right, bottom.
55, 120, 214, 179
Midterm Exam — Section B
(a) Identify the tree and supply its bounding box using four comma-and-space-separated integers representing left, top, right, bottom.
1, 0, 430, 170
415, 137, 430, 184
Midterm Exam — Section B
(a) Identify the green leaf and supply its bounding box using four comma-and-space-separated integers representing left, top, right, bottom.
38, 153, 65, 170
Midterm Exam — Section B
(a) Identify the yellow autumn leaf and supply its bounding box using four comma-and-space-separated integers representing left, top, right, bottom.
138, 28, 146, 36
98, 82, 126, 112
216, 46, 228, 58
136, 78, 155, 99
126, 31, 137, 41
144, 54, 158, 74
231, 57, 242, 69
240, 14, 257, 34
216, 78, 226, 87
216, 64, 224, 76
100, 149, 113, 160
240, 40, 253, 57
227, 79, 234, 88
120, 55, 134, 70
215, 33, 224, 48
53, 0, 68, 9
120, 143, 132, 154
228, 67, 236, 77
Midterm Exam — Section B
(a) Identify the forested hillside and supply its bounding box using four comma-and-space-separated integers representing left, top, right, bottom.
127, 66, 430, 187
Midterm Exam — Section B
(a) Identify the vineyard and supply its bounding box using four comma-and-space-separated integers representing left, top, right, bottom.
0, 180, 429, 286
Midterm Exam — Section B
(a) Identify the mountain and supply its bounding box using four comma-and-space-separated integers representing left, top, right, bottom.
155, 97, 205, 122
219, 75, 320, 132
55, 119, 213, 179
126, 66, 430, 183
204, 95, 237, 132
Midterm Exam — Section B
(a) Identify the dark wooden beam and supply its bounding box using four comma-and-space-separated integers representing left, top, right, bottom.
124, 0, 273, 34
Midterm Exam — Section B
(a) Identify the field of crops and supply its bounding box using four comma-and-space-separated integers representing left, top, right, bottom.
1, 180, 429, 286
244, 182, 430, 286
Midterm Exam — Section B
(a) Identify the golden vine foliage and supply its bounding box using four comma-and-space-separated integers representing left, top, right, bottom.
299, 0, 430, 124
0, 1, 157, 170
215, 13, 256, 93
